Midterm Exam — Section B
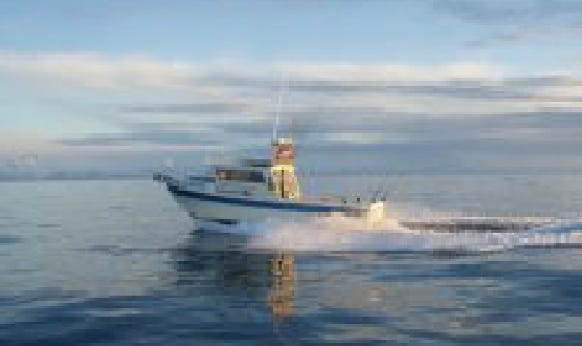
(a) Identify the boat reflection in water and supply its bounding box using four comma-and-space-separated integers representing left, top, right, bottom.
170, 228, 295, 324
267, 254, 295, 322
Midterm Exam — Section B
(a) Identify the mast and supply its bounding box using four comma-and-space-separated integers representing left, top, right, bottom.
269, 76, 299, 199
272, 76, 288, 142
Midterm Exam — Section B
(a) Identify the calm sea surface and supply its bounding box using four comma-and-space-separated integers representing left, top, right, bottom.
2, 175, 582, 345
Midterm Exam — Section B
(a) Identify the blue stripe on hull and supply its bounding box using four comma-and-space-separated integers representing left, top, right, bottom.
191, 214, 239, 225
171, 188, 356, 213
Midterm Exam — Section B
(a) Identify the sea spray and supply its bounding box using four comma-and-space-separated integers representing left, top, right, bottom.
216, 215, 582, 253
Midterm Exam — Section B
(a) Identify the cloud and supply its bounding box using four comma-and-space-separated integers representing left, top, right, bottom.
434, 1, 582, 47
0, 132, 57, 154
0, 50, 505, 89
73, 107, 582, 151
0, 51, 198, 90
4, 50, 582, 156
59, 130, 217, 147
464, 24, 582, 48
0, 50, 545, 117
434, 0, 582, 25
121, 102, 252, 114
277, 61, 505, 81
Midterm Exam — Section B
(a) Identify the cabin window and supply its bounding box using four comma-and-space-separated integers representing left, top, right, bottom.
188, 176, 215, 183
216, 169, 265, 183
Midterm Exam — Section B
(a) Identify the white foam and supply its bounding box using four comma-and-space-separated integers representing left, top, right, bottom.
206, 215, 582, 254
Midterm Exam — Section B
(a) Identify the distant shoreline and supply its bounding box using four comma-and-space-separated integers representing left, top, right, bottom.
0, 174, 149, 182
1, 169, 581, 183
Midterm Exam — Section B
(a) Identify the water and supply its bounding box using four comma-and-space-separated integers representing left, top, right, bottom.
1, 176, 582, 344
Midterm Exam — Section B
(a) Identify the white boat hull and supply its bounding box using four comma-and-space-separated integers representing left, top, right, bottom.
172, 194, 315, 224
169, 187, 385, 225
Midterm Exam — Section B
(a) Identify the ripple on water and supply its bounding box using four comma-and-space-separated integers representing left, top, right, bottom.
0, 234, 22, 245
84, 244, 168, 256
107, 205, 130, 211
36, 223, 61, 229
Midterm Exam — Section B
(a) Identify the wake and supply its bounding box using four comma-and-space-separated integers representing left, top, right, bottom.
197, 215, 582, 254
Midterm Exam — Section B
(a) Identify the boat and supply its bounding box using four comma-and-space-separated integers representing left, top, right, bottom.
159, 137, 386, 228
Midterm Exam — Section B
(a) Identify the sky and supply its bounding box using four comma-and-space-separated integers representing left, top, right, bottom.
2, 0, 582, 174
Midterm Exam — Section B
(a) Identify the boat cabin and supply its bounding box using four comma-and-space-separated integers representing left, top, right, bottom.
182, 138, 301, 199
269, 138, 299, 199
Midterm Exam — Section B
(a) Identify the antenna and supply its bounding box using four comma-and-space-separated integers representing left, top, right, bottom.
273, 75, 288, 141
